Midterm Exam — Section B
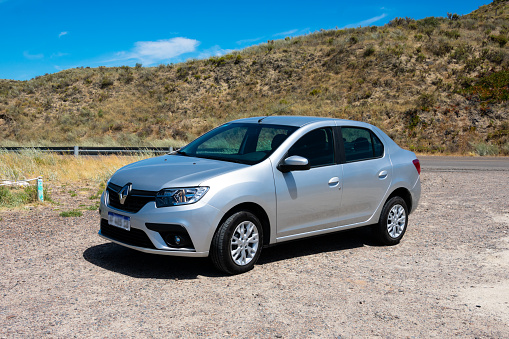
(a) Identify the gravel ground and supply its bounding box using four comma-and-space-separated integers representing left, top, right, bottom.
1, 171, 508, 338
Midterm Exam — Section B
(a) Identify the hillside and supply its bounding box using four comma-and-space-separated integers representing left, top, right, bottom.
1, 0, 508, 154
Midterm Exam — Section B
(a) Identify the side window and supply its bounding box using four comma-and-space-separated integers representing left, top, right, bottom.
342, 127, 384, 162
287, 127, 335, 167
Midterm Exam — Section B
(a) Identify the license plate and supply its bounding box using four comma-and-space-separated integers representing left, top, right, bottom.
108, 212, 131, 231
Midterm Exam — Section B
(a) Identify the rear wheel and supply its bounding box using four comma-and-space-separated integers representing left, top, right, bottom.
211, 211, 263, 275
375, 196, 408, 245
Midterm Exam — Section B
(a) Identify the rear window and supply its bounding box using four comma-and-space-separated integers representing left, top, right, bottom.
341, 127, 384, 162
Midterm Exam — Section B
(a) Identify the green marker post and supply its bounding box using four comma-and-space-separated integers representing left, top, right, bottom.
37, 177, 44, 202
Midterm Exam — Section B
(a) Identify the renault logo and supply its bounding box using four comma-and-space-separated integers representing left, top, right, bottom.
118, 183, 132, 205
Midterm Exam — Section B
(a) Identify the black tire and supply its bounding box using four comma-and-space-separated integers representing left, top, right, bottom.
210, 211, 263, 275
375, 196, 408, 245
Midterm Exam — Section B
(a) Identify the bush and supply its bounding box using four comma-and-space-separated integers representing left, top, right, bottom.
470, 142, 499, 156
100, 76, 114, 89
349, 36, 358, 44
463, 70, 509, 103
440, 29, 460, 40
0, 185, 48, 207
483, 49, 506, 64
451, 43, 473, 61
490, 34, 508, 47
309, 88, 321, 96
427, 40, 453, 56
417, 93, 436, 110
363, 45, 376, 57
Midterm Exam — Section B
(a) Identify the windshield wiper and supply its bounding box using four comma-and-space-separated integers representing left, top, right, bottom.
176, 150, 188, 156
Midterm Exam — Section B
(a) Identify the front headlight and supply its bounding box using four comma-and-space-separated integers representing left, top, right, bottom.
155, 187, 209, 207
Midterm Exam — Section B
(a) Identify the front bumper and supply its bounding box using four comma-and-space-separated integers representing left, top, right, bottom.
98, 192, 222, 257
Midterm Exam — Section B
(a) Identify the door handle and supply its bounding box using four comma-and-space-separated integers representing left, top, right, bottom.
328, 177, 340, 188
378, 170, 388, 179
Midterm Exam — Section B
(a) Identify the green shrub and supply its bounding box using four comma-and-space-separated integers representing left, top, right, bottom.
485, 49, 505, 64
440, 29, 460, 40
207, 56, 227, 67
490, 34, 508, 47
428, 40, 453, 56
451, 43, 473, 61
462, 70, 509, 103
501, 142, 509, 155
100, 76, 114, 89
59, 209, 83, 217
0, 185, 49, 207
470, 142, 499, 156
363, 45, 376, 57
417, 93, 436, 110
309, 88, 321, 96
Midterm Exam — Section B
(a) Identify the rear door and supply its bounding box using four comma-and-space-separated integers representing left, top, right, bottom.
338, 126, 392, 225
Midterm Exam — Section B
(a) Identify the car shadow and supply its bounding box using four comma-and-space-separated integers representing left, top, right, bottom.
83, 227, 377, 280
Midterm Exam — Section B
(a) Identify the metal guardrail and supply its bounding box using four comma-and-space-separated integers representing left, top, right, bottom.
0, 146, 177, 156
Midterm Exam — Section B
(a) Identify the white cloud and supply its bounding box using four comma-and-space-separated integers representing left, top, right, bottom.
51, 52, 69, 58
58, 31, 68, 38
23, 51, 44, 60
196, 45, 234, 60
236, 37, 264, 45
273, 29, 298, 37
344, 13, 387, 28
110, 37, 200, 65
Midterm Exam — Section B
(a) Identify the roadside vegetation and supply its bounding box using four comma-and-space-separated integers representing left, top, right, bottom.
0, 185, 50, 208
0, 150, 152, 209
0, 0, 508, 155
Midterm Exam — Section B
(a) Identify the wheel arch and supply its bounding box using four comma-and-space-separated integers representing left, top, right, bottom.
385, 187, 412, 214
215, 202, 271, 246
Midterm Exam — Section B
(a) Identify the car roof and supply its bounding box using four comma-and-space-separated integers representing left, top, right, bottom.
233, 115, 353, 127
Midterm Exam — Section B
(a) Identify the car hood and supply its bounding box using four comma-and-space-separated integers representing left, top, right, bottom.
109, 155, 247, 191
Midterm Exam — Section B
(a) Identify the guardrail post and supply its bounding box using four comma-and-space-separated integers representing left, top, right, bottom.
37, 177, 44, 202
74, 146, 79, 157
170, 146, 173, 153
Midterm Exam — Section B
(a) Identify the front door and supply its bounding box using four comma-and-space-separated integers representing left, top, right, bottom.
273, 127, 343, 238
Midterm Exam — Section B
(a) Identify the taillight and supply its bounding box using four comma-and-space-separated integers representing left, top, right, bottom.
412, 159, 421, 175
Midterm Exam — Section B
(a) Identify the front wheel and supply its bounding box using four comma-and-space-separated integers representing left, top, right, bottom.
211, 211, 263, 275
375, 196, 408, 245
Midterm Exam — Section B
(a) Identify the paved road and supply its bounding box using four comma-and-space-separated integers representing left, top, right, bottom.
419, 155, 509, 171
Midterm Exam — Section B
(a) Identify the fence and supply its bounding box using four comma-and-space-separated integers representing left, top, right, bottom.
1, 146, 176, 156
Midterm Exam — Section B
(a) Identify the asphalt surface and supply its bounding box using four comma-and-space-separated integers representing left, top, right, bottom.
419, 156, 509, 172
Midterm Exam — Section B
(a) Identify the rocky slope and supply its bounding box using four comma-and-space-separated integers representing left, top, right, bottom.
1, 0, 508, 154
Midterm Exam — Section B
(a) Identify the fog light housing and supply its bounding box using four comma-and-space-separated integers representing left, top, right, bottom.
164, 233, 192, 248
174, 235, 182, 245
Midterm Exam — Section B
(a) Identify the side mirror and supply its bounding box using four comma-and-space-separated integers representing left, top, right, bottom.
277, 155, 310, 173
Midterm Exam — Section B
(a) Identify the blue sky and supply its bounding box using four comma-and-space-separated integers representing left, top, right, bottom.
0, 0, 490, 81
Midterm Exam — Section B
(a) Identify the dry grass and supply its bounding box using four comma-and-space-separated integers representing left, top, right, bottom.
0, 150, 151, 185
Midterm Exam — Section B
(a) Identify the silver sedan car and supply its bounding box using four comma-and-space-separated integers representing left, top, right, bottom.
99, 116, 421, 274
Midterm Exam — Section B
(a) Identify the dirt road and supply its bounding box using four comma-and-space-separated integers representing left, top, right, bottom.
1, 170, 508, 337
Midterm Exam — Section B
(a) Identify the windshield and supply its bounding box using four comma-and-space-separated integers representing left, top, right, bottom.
177, 123, 298, 165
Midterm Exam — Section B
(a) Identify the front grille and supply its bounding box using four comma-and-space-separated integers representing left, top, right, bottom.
100, 219, 156, 249
107, 183, 157, 213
